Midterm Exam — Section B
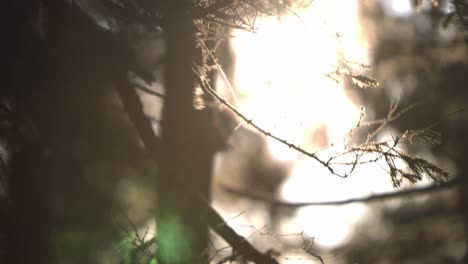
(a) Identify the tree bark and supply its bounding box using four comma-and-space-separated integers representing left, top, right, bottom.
3, 1, 53, 264
156, 1, 217, 263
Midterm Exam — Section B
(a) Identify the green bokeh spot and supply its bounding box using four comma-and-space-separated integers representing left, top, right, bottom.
112, 233, 136, 264
158, 214, 193, 263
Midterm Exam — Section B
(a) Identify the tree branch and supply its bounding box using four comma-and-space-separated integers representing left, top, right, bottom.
115, 74, 164, 161
67, 2, 278, 262
133, 81, 166, 99
116, 67, 278, 264
110, 19, 277, 264
116, 76, 279, 264
193, 66, 334, 173
221, 178, 459, 208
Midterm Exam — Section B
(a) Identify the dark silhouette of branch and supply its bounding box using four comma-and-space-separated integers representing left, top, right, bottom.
115, 209, 158, 261
108, 23, 278, 264
116, 80, 278, 263
133, 81, 166, 99
221, 178, 459, 208
115, 72, 164, 161
240, 225, 324, 264
48, 1, 280, 262
116, 70, 278, 264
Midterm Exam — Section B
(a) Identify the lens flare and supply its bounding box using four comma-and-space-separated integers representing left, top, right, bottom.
230, 0, 395, 249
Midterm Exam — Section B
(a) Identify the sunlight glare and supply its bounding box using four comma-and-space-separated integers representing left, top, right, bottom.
232, 0, 364, 161
230, 0, 396, 248
379, 0, 413, 17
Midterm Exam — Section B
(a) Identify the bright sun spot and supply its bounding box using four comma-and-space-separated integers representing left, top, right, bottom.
232, 0, 365, 161
230, 0, 395, 249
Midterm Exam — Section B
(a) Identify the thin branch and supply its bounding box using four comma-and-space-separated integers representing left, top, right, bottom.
365, 98, 401, 142
197, 40, 238, 105
424, 108, 465, 130
112, 47, 278, 264
299, 232, 324, 264
133, 82, 166, 99
362, 101, 424, 127
220, 178, 459, 208
194, 66, 335, 175
217, 210, 246, 228
115, 74, 278, 264
115, 72, 163, 161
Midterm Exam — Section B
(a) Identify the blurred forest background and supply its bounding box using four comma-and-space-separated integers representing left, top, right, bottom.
1, 0, 468, 263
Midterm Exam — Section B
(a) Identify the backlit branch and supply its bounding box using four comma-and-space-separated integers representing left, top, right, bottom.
221, 178, 459, 208
193, 65, 334, 173
210, 224, 324, 264
194, 57, 449, 184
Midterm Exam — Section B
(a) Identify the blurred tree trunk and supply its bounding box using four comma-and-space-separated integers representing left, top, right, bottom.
157, 2, 215, 263
3, 1, 219, 263
5, 1, 129, 263
4, 1, 52, 264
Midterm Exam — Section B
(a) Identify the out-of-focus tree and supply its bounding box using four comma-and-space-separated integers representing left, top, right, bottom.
1, 0, 463, 263
1, 1, 283, 263
326, 1, 468, 263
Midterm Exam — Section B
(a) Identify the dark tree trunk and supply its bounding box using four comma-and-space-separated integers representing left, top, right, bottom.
3, 1, 222, 263
5, 1, 127, 263
4, 1, 53, 263
158, 2, 216, 263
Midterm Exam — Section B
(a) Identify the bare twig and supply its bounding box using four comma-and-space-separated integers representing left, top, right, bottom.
424, 108, 465, 130
234, 225, 324, 263
194, 65, 335, 175
215, 250, 242, 264
221, 178, 459, 208
299, 232, 324, 264
133, 82, 166, 99
362, 101, 423, 127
